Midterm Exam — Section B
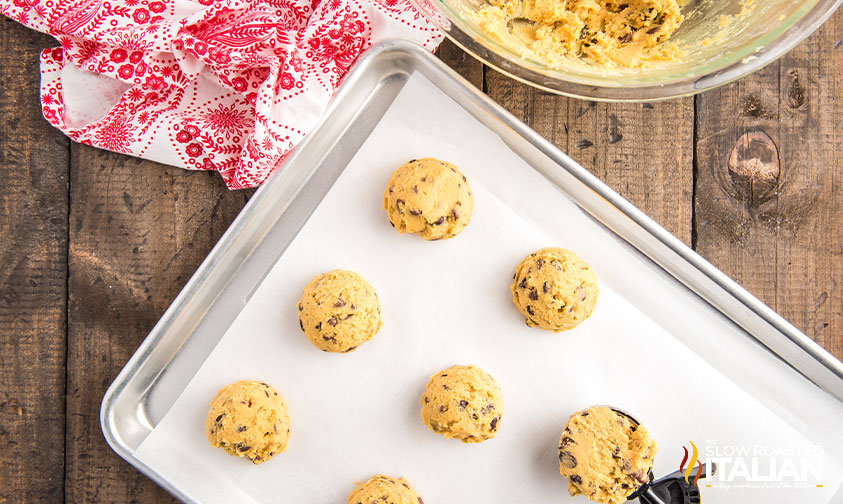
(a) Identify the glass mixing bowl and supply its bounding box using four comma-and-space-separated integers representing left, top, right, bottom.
413, 0, 842, 100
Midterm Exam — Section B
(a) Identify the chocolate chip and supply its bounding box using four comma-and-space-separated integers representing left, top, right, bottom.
519, 278, 528, 289
528, 289, 538, 301
647, 25, 661, 34
396, 199, 405, 212
621, 483, 629, 489
570, 474, 583, 485
344, 314, 353, 320
559, 436, 576, 449
581, 411, 589, 416
237, 444, 251, 452
264, 390, 269, 398
402, 482, 410, 489
450, 167, 456, 173
388, 185, 394, 194
269, 451, 275, 456
613, 446, 621, 456
526, 305, 535, 316
481, 403, 495, 415
409, 159, 417, 163
559, 451, 577, 468
472, 413, 479, 420
343, 346, 356, 352
459, 400, 468, 410
421, 177, 426, 181
490, 417, 500, 431
433, 216, 445, 225
412, 185, 418, 193
424, 396, 429, 403
536, 259, 544, 269
334, 298, 346, 308
215, 414, 223, 422
418, 498, 424, 504
622, 460, 631, 472
462, 175, 467, 182
439, 405, 447, 413
543, 281, 550, 294
237, 425, 246, 432
633, 469, 649, 484
327, 316, 338, 327
442, 384, 450, 390
451, 208, 459, 219
297, 303, 302, 311
440, 373, 448, 377
409, 209, 421, 216
315, 322, 322, 330
575, 285, 586, 301
619, 32, 633, 43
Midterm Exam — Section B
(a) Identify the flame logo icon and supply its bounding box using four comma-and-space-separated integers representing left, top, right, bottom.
679, 441, 704, 487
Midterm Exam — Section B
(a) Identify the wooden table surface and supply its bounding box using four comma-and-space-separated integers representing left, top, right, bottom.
1, 9, 842, 502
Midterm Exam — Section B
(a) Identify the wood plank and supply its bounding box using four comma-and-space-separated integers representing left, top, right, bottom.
436, 38, 485, 89
484, 70, 695, 245
694, 9, 843, 360
0, 19, 69, 503
65, 150, 249, 502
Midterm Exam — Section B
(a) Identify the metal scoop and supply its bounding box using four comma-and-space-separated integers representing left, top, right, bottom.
606, 408, 716, 504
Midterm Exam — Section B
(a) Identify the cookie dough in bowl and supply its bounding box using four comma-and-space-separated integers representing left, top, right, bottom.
348, 474, 424, 504
420, 364, 503, 443
511, 247, 598, 331
297, 269, 382, 353
205, 380, 291, 464
472, 0, 684, 69
383, 157, 474, 241
559, 406, 657, 504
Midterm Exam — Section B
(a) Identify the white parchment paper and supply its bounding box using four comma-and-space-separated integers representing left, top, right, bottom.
133, 73, 843, 504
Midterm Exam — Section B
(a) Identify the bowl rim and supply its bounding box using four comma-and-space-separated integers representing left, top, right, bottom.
415, 0, 843, 101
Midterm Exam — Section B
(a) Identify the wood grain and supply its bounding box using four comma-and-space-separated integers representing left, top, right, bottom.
436, 39, 485, 89
484, 69, 695, 245
0, 19, 69, 503
65, 149, 248, 502
694, 9, 843, 360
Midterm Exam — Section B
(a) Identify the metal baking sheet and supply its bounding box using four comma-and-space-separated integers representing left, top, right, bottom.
102, 41, 843, 503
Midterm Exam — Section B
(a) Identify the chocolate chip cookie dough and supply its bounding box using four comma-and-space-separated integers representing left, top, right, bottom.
511, 247, 598, 331
297, 270, 382, 353
420, 365, 503, 443
206, 380, 291, 464
559, 406, 657, 504
348, 475, 424, 504
383, 158, 474, 241
471, 0, 684, 69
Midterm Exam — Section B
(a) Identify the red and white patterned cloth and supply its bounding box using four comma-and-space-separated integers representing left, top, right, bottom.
1, 0, 442, 188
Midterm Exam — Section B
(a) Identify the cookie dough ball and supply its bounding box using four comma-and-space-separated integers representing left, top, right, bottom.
383, 158, 474, 241
559, 406, 657, 504
206, 380, 291, 464
297, 270, 382, 353
348, 475, 424, 504
420, 365, 503, 443
511, 247, 598, 331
